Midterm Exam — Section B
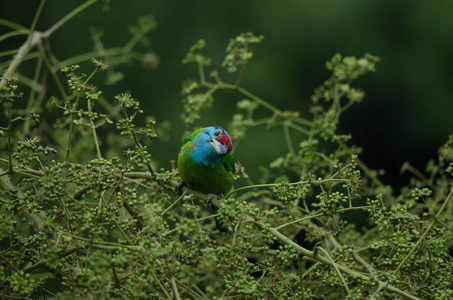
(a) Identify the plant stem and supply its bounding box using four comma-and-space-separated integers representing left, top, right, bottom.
0, 19, 28, 31
394, 187, 453, 275
224, 178, 348, 199
29, 0, 46, 33
161, 192, 186, 216
236, 86, 280, 113
0, 29, 29, 43
40, 51, 68, 99
198, 63, 206, 84
0, 49, 19, 58
23, 248, 78, 273
393, 218, 435, 275
275, 213, 324, 230
171, 277, 181, 300
6, 101, 13, 174
65, 94, 80, 162
436, 186, 453, 218
44, 0, 98, 38
299, 257, 305, 300
401, 161, 436, 191
283, 123, 295, 157
268, 226, 421, 300
151, 271, 172, 299
87, 98, 102, 159
23, 55, 43, 135
318, 247, 350, 296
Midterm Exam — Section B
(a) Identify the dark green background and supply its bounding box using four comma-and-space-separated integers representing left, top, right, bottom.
2, 0, 453, 190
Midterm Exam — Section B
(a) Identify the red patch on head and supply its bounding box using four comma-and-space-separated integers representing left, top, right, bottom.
217, 135, 232, 152
191, 144, 195, 149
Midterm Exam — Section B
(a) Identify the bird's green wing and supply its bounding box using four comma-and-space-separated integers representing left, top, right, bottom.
181, 133, 191, 146
223, 152, 235, 174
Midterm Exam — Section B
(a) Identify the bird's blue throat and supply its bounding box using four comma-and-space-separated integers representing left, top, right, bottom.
190, 144, 223, 167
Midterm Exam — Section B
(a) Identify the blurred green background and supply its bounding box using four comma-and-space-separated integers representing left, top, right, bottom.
1, 0, 453, 191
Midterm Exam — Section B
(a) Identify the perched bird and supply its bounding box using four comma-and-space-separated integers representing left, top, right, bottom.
177, 126, 235, 201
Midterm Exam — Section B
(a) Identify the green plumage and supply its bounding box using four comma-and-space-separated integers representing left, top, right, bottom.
178, 127, 235, 195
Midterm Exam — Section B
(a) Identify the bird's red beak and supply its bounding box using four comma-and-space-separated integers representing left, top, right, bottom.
217, 135, 232, 152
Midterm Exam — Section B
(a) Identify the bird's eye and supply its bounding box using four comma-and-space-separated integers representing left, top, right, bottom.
213, 130, 221, 137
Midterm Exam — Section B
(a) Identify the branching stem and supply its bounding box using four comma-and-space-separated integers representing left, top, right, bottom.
394, 187, 453, 275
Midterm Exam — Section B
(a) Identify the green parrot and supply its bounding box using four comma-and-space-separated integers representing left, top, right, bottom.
177, 126, 235, 230
177, 126, 235, 196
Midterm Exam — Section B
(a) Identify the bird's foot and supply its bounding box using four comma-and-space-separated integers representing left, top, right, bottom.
215, 216, 228, 232
205, 194, 227, 232
205, 193, 224, 208
176, 181, 186, 195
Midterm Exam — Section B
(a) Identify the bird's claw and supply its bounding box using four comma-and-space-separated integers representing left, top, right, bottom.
205, 193, 228, 232
176, 181, 186, 195
205, 193, 224, 208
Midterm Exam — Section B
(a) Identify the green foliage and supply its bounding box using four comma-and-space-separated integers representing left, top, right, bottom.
222, 32, 264, 73
1, 2, 453, 299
